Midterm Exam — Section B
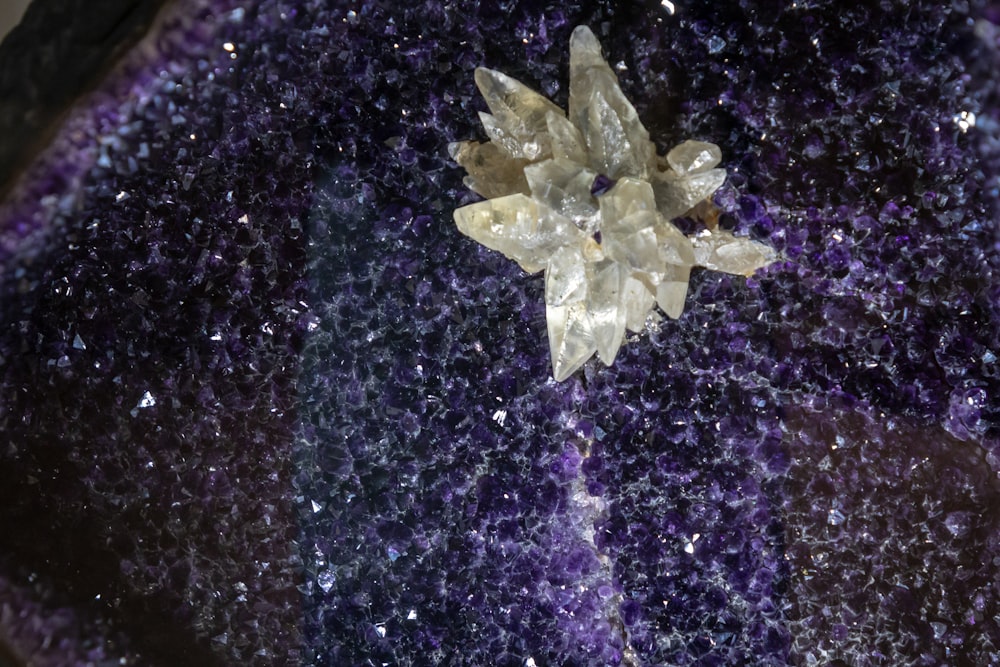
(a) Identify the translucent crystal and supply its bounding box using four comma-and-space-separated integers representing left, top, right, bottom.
568, 26, 656, 180
666, 140, 722, 174
599, 177, 658, 221
599, 179, 669, 285
623, 275, 655, 332
547, 301, 597, 382
546, 245, 588, 306
656, 264, 692, 319
655, 223, 696, 268
474, 67, 563, 160
587, 261, 627, 365
479, 111, 542, 160
545, 111, 587, 165
650, 167, 727, 220
448, 140, 529, 199
450, 25, 777, 381
602, 222, 661, 276
524, 158, 599, 230
691, 230, 776, 276
454, 194, 583, 273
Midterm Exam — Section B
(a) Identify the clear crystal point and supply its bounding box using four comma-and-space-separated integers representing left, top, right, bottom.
474, 67, 562, 159
691, 230, 776, 276
568, 26, 655, 180
666, 140, 722, 174
524, 158, 599, 229
449, 140, 529, 199
651, 167, 727, 220
547, 301, 597, 381
545, 245, 588, 306
479, 111, 543, 160
545, 110, 587, 164
654, 224, 696, 277
454, 194, 583, 273
656, 264, 692, 319
603, 223, 661, 276
599, 177, 658, 221
623, 275, 655, 332
588, 261, 627, 365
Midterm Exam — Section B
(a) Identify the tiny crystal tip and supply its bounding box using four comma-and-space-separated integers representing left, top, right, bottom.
450, 26, 776, 381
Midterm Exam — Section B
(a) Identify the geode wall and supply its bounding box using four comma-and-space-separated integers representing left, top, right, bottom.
0, 1, 998, 666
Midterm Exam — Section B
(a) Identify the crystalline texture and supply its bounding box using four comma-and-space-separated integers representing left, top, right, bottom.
451, 26, 776, 381
568, 26, 656, 180
547, 301, 598, 382
587, 260, 627, 365
667, 140, 722, 174
453, 193, 583, 273
546, 245, 589, 306
524, 158, 599, 230
656, 264, 692, 319
448, 140, 529, 199
691, 230, 777, 276
474, 67, 564, 160
651, 140, 729, 220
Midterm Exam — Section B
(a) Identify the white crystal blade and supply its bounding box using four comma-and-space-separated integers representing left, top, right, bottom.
651, 167, 727, 219
474, 67, 562, 133
623, 276, 655, 332
587, 261, 627, 365
666, 140, 722, 174
478, 112, 543, 160
655, 220, 697, 266
545, 245, 588, 306
683, 169, 727, 202
599, 179, 668, 276
583, 91, 650, 180
691, 231, 776, 276
602, 223, 662, 276
449, 140, 529, 199
656, 264, 691, 319
567, 25, 606, 71
547, 302, 597, 381
454, 194, 582, 273
568, 26, 654, 179
524, 158, 599, 229
599, 177, 658, 222
545, 111, 587, 165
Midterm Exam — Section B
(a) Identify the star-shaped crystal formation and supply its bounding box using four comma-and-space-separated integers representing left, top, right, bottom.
451, 26, 775, 381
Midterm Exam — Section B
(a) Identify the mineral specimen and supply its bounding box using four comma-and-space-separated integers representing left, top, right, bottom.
452, 26, 775, 381
2, 2, 999, 666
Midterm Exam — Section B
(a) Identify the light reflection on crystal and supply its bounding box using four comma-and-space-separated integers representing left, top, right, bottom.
452, 26, 776, 381
137, 391, 156, 408
317, 570, 336, 593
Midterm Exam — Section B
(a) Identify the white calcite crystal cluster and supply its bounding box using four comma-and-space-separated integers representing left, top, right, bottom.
451, 26, 775, 381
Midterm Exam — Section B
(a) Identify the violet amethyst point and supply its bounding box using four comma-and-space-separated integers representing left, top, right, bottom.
590, 173, 615, 196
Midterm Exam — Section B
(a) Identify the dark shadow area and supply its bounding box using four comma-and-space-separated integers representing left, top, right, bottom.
0, 641, 23, 667
0, 485, 225, 667
0, 0, 171, 196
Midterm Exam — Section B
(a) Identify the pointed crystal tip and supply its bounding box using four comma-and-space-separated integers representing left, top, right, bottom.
667, 140, 722, 174
570, 25, 602, 56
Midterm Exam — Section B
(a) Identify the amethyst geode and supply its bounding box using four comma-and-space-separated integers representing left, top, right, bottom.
0, 1, 999, 665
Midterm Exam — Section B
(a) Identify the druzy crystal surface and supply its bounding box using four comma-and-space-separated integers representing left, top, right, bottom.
452, 26, 774, 380
0, 1, 999, 666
